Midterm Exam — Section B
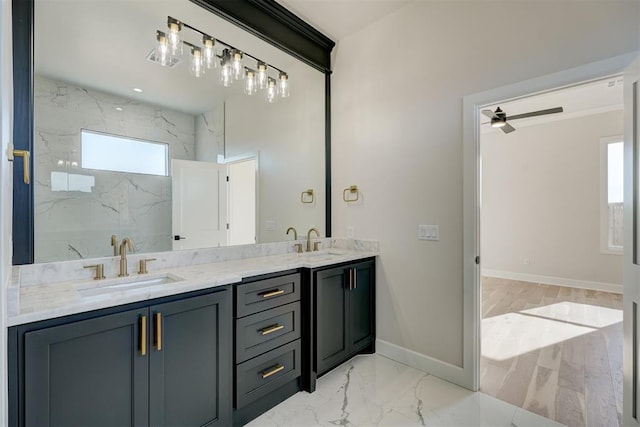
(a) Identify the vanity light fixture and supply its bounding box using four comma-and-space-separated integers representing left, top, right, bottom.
202, 35, 216, 69
278, 72, 289, 98
133, 88, 143, 93
244, 69, 257, 95
257, 61, 268, 89
155, 31, 171, 66
167, 17, 183, 56
189, 45, 205, 78
266, 77, 277, 103
231, 49, 244, 80
152, 16, 290, 101
220, 49, 233, 87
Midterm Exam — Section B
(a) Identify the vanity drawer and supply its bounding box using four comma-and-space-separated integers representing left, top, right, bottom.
236, 302, 301, 363
236, 273, 300, 317
235, 340, 301, 409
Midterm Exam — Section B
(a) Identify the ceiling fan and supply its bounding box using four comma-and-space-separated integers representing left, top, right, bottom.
481, 106, 564, 134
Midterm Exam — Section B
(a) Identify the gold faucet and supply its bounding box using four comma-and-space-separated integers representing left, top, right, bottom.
306, 228, 320, 252
118, 237, 135, 277
286, 227, 298, 240
110, 234, 118, 256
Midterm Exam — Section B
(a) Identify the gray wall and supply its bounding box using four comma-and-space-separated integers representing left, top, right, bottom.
331, 0, 639, 367
481, 110, 624, 288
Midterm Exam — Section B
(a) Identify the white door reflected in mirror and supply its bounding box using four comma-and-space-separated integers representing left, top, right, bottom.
228, 158, 257, 246
172, 159, 228, 250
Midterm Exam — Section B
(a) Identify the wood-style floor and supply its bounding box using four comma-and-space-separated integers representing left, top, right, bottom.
480, 277, 623, 427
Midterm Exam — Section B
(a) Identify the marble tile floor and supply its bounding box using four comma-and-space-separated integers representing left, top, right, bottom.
248, 354, 563, 426
480, 277, 623, 427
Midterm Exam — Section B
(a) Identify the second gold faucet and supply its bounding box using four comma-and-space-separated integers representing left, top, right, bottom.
118, 237, 135, 277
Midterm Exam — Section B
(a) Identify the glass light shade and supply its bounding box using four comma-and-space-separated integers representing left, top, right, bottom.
232, 50, 243, 80
190, 47, 204, 78
257, 61, 268, 89
155, 31, 170, 66
167, 19, 182, 55
278, 72, 290, 98
266, 78, 277, 103
244, 69, 257, 95
219, 50, 233, 87
202, 36, 216, 69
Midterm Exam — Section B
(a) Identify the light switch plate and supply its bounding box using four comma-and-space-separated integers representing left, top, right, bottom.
265, 220, 276, 231
418, 224, 439, 241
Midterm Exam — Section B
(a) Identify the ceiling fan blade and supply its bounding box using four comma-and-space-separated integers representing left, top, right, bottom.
481, 109, 497, 119
507, 107, 564, 121
501, 123, 516, 134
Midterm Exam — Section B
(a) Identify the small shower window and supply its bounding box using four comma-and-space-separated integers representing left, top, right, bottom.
81, 130, 169, 176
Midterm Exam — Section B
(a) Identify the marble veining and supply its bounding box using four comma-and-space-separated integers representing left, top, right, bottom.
8, 238, 379, 326
247, 354, 564, 427
34, 75, 201, 262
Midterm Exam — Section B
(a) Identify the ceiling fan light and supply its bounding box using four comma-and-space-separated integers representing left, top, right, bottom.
491, 119, 506, 128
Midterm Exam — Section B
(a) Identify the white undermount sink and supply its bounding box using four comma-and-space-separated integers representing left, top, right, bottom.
77, 273, 184, 297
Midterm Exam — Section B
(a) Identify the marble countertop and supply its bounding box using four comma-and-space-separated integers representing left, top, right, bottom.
8, 247, 378, 327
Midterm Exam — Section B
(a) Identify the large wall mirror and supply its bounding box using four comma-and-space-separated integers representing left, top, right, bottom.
12, 0, 334, 264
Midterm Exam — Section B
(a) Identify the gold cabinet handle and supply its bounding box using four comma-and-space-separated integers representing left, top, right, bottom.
11, 149, 30, 185
260, 324, 285, 335
348, 269, 353, 290
155, 312, 162, 351
140, 315, 147, 356
260, 289, 285, 298
261, 364, 284, 379
354, 268, 357, 290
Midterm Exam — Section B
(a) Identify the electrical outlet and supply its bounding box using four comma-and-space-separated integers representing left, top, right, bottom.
347, 226, 354, 238
523, 258, 530, 265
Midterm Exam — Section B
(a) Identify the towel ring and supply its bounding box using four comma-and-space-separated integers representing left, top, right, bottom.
343, 185, 359, 203
301, 189, 314, 204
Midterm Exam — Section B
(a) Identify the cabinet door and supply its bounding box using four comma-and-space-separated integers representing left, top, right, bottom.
315, 266, 350, 374
149, 289, 232, 427
349, 260, 375, 352
24, 309, 149, 427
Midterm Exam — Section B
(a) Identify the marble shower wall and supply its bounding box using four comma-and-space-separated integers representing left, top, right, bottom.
34, 76, 197, 262
195, 106, 225, 162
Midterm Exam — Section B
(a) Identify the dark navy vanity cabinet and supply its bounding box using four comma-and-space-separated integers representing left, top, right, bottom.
10, 287, 232, 427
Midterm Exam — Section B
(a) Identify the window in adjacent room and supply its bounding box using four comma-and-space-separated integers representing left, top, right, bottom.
600, 135, 623, 254
81, 129, 169, 176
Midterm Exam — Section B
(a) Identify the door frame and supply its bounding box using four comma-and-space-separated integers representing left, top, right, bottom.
462, 52, 637, 391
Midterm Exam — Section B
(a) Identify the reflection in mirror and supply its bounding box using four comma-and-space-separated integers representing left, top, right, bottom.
33, 0, 325, 262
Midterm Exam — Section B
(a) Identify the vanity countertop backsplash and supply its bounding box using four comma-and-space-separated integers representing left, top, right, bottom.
8, 238, 379, 326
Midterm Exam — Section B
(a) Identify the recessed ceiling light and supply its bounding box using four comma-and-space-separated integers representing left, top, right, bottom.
133, 88, 143, 93
115, 107, 123, 111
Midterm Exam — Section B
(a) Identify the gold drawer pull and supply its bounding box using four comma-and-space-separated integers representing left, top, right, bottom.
261, 364, 285, 379
260, 324, 285, 335
140, 315, 147, 356
260, 289, 285, 298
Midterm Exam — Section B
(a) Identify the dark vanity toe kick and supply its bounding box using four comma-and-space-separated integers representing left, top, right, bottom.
235, 340, 301, 409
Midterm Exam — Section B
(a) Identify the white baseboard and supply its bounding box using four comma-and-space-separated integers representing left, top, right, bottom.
376, 339, 470, 390
481, 269, 622, 294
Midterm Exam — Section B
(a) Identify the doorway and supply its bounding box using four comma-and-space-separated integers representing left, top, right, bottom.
477, 78, 624, 425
